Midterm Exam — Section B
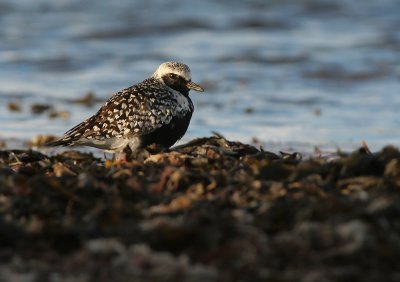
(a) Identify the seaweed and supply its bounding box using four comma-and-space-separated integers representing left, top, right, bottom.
0, 136, 399, 281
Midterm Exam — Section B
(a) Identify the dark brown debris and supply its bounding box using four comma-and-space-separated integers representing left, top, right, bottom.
66, 91, 105, 107
0, 136, 400, 282
31, 103, 52, 114
48, 110, 70, 119
7, 101, 22, 112
27, 134, 59, 147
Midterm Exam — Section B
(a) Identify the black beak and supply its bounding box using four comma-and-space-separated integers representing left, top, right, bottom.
186, 81, 204, 92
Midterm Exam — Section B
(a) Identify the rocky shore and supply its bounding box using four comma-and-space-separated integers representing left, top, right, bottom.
0, 135, 399, 281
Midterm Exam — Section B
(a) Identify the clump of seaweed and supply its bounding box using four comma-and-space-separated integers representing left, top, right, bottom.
0, 136, 399, 281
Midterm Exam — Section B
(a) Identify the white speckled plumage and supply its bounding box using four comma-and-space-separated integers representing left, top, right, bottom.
49, 62, 204, 152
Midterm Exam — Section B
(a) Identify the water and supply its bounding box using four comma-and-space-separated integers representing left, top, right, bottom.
0, 0, 399, 152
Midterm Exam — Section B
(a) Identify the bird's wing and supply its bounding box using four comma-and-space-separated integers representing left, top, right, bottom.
94, 86, 179, 138
61, 84, 184, 143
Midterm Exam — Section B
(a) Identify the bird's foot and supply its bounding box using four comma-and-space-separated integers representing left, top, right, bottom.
145, 143, 167, 154
105, 147, 148, 166
105, 144, 167, 167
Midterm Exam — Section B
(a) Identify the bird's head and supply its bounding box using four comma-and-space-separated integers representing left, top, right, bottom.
152, 61, 204, 96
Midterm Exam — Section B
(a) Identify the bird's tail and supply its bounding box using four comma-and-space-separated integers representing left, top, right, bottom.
46, 119, 90, 147
45, 138, 73, 147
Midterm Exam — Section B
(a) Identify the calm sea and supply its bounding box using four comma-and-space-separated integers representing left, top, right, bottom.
0, 0, 399, 152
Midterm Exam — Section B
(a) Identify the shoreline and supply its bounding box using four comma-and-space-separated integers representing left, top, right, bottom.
1, 135, 399, 281
0, 134, 366, 158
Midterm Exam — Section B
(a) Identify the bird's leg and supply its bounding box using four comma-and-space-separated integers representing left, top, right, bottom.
113, 145, 133, 163
103, 152, 115, 161
106, 144, 164, 164
104, 152, 118, 168
103, 152, 110, 160
146, 143, 166, 154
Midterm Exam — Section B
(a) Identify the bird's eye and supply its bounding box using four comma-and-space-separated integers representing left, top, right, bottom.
168, 73, 175, 78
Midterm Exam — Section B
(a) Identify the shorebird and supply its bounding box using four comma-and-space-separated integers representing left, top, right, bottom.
48, 62, 204, 154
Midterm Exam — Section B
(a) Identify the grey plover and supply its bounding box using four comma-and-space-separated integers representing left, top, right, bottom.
48, 61, 204, 153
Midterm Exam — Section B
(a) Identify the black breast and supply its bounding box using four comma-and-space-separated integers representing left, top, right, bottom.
140, 111, 193, 148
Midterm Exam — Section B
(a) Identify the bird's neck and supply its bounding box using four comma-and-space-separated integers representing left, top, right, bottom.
172, 87, 189, 97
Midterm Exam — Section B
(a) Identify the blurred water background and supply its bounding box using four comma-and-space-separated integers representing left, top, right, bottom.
0, 0, 399, 152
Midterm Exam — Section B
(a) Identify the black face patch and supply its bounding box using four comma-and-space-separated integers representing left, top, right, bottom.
162, 73, 189, 96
